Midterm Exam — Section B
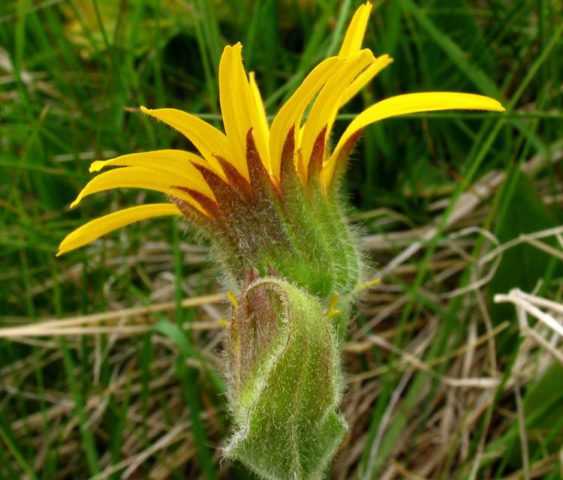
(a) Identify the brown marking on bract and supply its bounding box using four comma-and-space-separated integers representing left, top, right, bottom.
193, 163, 247, 213
279, 126, 297, 193
244, 130, 293, 248
173, 187, 221, 219
170, 192, 240, 252
246, 129, 280, 199
215, 156, 253, 201
307, 127, 328, 184
192, 163, 264, 250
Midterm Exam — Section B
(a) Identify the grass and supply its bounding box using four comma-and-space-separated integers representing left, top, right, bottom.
1, 0, 562, 478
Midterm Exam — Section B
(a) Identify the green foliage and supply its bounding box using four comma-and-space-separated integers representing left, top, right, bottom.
483, 364, 563, 476
491, 172, 561, 297
508, 364, 563, 462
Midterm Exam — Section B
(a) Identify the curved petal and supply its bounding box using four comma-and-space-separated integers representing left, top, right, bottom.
248, 71, 271, 174
69, 166, 205, 209
89, 150, 214, 199
338, 54, 393, 107
219, 44, 272, 178
219, 44, 247, 176
140, 106, 228, 177
338, 2, 373, 57
322, 92, 506, 187
300, 50, 374, 181
57, 203, 182, 256
219, 44, 254, 179
269, 56, 340, 180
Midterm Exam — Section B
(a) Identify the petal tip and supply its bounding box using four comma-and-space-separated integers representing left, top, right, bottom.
89, 161, 103, 173
484, 98, 506, 112
56, 239, 71, 256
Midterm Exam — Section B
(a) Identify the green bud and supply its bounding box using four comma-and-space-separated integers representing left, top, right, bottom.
225, 276, 347, 480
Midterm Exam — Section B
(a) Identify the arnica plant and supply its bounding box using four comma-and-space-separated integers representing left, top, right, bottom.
58, 3, 504, 479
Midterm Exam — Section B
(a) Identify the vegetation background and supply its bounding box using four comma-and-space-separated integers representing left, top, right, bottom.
1, 0, 562, 478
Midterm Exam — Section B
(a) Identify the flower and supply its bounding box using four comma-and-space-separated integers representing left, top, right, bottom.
57, 4, 506, 477
57, 1, 504, 273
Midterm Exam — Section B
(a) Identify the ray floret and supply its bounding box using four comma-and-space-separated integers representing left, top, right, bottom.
57, 204, 181, 256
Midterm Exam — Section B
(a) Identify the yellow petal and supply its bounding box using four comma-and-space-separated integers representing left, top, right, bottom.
338, 2, 373, 57
140, 106, 228, 177
248, 71, 271, 174
219, 44, 253, 179
70, 166, 201, 209
89, 150, 214, 199
57, 203, 182, 256
218, 45, 244, 173
219, 45, 271, 178
323, 92, 506, 187
269, 56, 340, 180
338, 54, 393, 107
300, 50, 374, 181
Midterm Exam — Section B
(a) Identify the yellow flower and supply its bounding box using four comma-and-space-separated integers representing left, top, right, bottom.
57, 2, 504, 257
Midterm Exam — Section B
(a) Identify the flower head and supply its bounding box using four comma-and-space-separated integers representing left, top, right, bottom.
57, 4, 505, 477
58, 2, 505, 296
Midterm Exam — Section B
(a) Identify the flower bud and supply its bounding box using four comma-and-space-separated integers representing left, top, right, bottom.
225, 276, 347, 479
